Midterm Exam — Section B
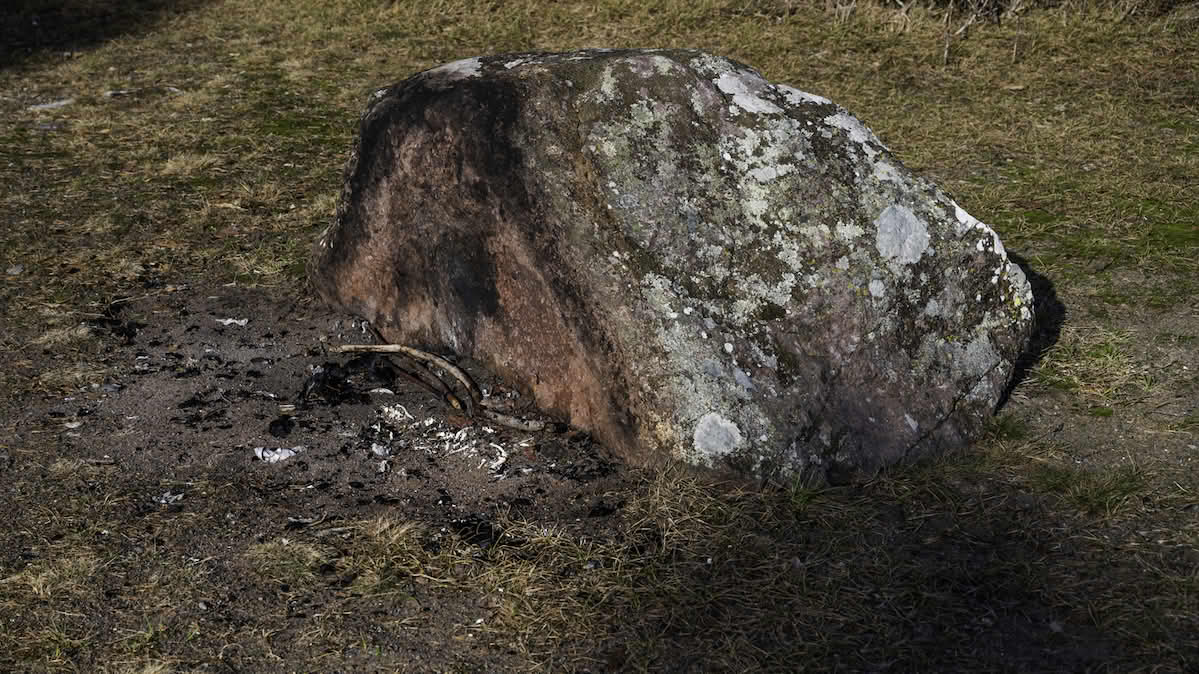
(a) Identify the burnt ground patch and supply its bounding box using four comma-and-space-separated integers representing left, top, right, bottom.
0, 284, 637, 670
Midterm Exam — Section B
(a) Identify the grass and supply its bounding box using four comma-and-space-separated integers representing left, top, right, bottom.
1030, 325, 1149, 401
1028, 462, 1150, 517
2, 0, 1198, 671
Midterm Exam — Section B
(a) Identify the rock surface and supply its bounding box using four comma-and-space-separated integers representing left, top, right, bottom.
309, 49, 1034, 484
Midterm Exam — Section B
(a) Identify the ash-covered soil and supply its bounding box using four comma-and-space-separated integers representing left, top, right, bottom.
27, 285, 632, 521
0, 283, 639, 670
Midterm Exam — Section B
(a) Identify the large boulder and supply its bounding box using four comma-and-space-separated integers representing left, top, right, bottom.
310, 49, 1034, 485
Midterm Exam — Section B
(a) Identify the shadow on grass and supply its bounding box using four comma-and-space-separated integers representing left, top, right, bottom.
506, 468, 1189, 671
1, 0, 215, 69
999, 252, 1066, 409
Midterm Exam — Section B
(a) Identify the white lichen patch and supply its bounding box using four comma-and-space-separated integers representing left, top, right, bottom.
800, 224, 833, 245
597, 65, 620, 102
730, 270, 796, 319
693, 412, 744, 460
426, 57, 483, 81
641, 273, 678, 315
952, 199, 1009, 263
777, 84, 832, 107
871, 159, 903, 185
630, 99, 655, 126
772, 233, 803, 270
961, 334, 1001, 379
624, 54, 681, 78
1006, 262, 1034, 319
836, 221, 864, 242
949, 199, 1034, 315
723, 125, 802, 186
714, 72, 782, 115
651, 55, 677, 75
734, 368, 754, 391
952, 200, 985, 235
824, 111, 888, 158
749, 164, 792, 183
874, 204, 930, 265
804, 272, 831, 289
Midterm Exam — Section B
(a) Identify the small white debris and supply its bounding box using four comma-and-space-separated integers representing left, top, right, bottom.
382, 404, 414, 423
724, 342, 734, 354
5, 264, 23, 275
215, 318, 248, 326
254, 446, 304, 463
487, 443, 508, 472
27, 98, 75, 111
154, 491, 184, 505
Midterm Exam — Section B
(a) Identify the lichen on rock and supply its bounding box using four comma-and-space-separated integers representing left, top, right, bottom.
310, 48, 1034, 485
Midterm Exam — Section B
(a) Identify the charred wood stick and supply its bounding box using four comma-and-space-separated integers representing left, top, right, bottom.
482, 409, 546, 432
334, 343, 482, 415
333, 343, 547, 432
387, 355, 463, 412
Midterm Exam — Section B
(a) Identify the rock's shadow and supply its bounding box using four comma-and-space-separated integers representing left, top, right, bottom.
998, 252, 1067, 409
2, 0, 214, 69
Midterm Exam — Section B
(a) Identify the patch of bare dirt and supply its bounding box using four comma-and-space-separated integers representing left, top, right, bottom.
0, 283, 637, 670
